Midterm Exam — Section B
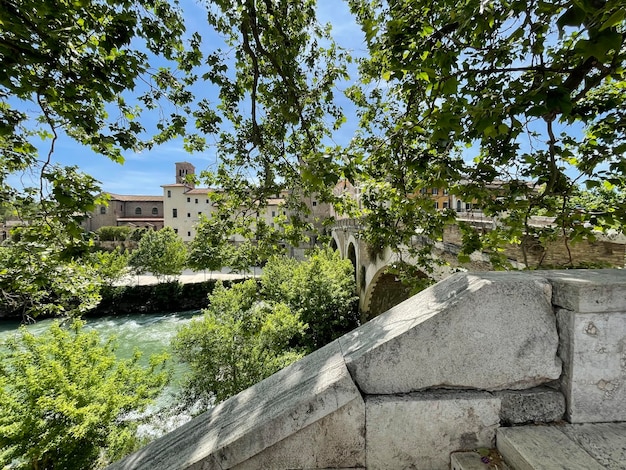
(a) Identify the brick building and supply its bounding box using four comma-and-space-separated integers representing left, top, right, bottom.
82, 193, 164, 232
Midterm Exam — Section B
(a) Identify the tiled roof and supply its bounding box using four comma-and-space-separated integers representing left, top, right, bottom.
116, 217, 164, 222
107, 193, 164, 202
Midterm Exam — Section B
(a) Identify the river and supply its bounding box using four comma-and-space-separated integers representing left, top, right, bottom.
0, 311, 202, 438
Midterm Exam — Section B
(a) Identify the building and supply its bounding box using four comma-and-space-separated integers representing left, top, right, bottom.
82, 193, 164, 232
163, 162, 331, 245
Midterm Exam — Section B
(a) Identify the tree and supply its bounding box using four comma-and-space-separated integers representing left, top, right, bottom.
0, 320, 168, 469
186, 215, 234, 274
187, 0, 626, 276
342, 0, 626, 270
1, 0, 201, 317
0, 219, 103, 320
89, 247, 130, 289
129, 228, 186, 282
172, 280, 306, 408
261, 247, 359, 350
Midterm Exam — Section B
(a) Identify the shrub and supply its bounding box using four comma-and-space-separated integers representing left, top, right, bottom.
172, 280, 306, 408
0, 321, 168, 469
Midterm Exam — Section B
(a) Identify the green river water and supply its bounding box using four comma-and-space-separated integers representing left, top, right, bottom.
0, 311, 202, 438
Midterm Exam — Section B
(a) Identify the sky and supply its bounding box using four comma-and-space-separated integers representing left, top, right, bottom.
21, 1, 367, 197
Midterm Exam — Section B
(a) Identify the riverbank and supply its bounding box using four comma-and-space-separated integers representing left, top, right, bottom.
0, 269, 258, 321
116, 267, 260, 287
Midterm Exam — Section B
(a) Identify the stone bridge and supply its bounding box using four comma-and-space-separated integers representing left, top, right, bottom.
330, 215, 626, 320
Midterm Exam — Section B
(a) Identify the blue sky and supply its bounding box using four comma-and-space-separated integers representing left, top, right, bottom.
27, 1, 366, 196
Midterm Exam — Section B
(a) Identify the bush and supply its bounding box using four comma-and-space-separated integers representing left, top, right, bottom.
172, 249, 359, 408
0, 321, 168, 469
172, 280, 306, 408
261, 247, 359, 350
97, 226, 133, 242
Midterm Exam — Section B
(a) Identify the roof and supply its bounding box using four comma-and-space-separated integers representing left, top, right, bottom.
107, 193, 164, 202
116, 218, 164, 222
186, 188, 212, 195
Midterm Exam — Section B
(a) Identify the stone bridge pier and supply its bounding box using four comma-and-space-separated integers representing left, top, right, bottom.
330, 219, 448, 321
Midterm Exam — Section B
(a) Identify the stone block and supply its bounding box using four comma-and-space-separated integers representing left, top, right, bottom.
560, 422, 626, 470
342, 272, 561, 394
232, 398, 364, 470
497, 426, 605, 470
495, 386, 565, 425
107, 342, 365, 470
366, 391, 501, 470
542, 269, 626, 313
557, 308, 626, 423
451, 451, 510, 470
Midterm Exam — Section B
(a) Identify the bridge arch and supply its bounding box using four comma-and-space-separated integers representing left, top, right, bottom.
362, 264, 429, 321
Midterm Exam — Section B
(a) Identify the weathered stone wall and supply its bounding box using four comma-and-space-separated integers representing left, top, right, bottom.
108, 269, 626, 470
442, 224, 626, 269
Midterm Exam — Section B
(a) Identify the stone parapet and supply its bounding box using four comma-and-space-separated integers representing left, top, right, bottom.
342, 272, 562, 394
107, 270, 626, 469
545, 270, 626, 423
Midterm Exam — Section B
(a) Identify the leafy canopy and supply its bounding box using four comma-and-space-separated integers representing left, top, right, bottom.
343, 0, 626, 268
173, 248, 358, 408
172, 279, 306, 408
129, 227, 187, 282
0, 320, 168, 469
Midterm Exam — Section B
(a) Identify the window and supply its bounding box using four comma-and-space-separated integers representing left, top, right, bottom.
420, 188, 428, 195
198, 212, 201, 216
312, 201, 317, 206
187, 213, 191, 218
173, 208, 178, 218
434, 202, 439, 209
135, 207, 142, 215
187, 197, 191, 202
466, 202, 472, 210
174, 228, 178, 234
443, 189, 449, 195
272, 211, 276, 217
432, 188, 439, 195
187, 231, 191, 237
457, 200, 462, 211
167, 190, 171, 198
195, 198, 198, 204
206, 199, 210, 203
152, 207, 158, 215
100, 206, 106, 214
443, 202, 449, 209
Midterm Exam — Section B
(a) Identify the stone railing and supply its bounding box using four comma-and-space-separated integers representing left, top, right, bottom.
108, 269, 626, 470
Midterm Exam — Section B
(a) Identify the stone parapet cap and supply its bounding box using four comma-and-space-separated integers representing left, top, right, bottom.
537, 269, 626, 313
108, 342, 363, 470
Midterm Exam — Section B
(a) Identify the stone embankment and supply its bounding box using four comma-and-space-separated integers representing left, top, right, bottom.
108, 269, 626, 469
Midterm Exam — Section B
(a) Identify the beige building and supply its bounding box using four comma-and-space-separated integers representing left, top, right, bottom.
82, 193, 164, 232
163, 162, 331, 248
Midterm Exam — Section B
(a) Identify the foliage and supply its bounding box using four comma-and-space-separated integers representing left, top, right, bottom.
1, 0, 200, 318
192, 0, 352, 246
89, 247, 130, 288
0, 221, 102, 320
129, 228, 187, 282
96, 226, 134, 242
571, 184, 626, 226
186, 215, 233, 273
172, 280, 306, 408
342, 0, 626, 271
0, 320, 168, 469
261, 247, 359, 350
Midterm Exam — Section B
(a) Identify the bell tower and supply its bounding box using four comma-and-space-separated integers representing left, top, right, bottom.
175, 161, 195, 187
